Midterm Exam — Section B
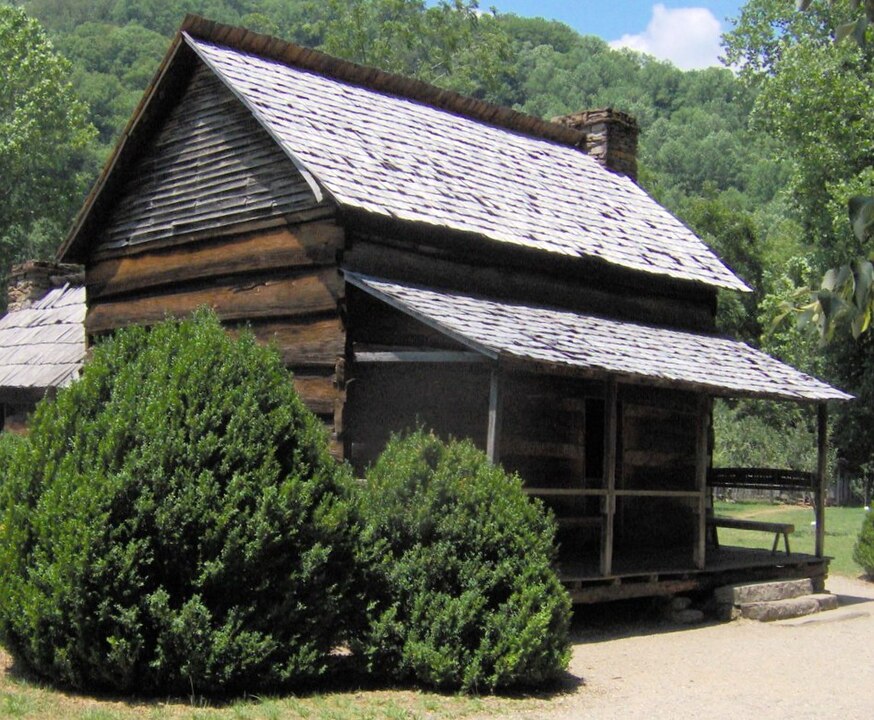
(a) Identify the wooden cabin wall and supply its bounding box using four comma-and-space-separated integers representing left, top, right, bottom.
345, 363, 490, 474
85, 219, 346, 454
499, 373, 608, 556
78, 57, 348, 454
616, 386, 699, 550
0, 402, 31, 434
344, 285, 489, 470
342, 235, 717, 333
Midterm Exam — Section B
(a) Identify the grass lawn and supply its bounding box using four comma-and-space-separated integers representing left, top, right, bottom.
713, 501, 869, 577
0, 649, 545, 720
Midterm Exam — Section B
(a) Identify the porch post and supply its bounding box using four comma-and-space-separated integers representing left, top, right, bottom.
486, 367, 503, 464
815, 403, 828, 558
693, 395, 711, 570
601, 377, 618, 577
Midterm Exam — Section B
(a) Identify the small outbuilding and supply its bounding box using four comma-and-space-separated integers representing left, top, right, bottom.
56, 16, 850, 601
0, 262, 86, 432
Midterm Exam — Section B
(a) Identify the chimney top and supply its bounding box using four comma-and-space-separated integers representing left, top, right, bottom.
551, 108, 639, 181
6, 261, 83, 312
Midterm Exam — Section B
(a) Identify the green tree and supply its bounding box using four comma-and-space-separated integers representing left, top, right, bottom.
0, 5, 96, 270
55, 22, 168, 145
0, 310, 359, 694
316, 0, 514, 100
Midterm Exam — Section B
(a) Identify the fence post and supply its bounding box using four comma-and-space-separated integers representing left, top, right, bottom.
815, 403, 828, 558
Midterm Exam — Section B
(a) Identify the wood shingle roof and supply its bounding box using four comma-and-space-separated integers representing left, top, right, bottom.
347, 273, 851, 403
185, 33, 748, 291
59, 17, 748, 292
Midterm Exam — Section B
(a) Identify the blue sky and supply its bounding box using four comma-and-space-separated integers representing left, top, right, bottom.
482, 1, 747, 69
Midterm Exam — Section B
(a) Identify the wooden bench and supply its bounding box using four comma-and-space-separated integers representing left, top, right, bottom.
707, 516, 795, 555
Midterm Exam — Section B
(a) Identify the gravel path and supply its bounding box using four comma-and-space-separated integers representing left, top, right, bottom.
523, 575, 874, 720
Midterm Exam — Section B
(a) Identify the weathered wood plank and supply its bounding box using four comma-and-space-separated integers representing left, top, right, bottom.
88, 222, 342, 299
694, 395, 710, 569
353, 349, 485, 363
623, 450, 697, 467
293, 374, 338, 416
502, 439, 583, 460
93, 208, 335, 261
242, 316, 344, 368
601, 378, 617, 577
487, 369, 502, 464
568, 579, 699, 604
342, 240, 716, 332
86, 269, 341, 334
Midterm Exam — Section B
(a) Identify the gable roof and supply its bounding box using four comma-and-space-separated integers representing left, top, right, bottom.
59, 16, 748, 293
0, 285, 86, 396
96, 64, 322, 252
347, 273, 850, 403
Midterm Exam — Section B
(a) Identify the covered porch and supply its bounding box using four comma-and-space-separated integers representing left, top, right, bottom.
344, 273, 852, 602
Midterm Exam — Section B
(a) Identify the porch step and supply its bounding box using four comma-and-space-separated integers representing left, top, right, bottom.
738, 593, 839, 622
713, 578, 840, 622
714, 578, 814, 605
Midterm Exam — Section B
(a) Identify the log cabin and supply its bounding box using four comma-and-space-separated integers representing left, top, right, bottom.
57, 16, 851, 602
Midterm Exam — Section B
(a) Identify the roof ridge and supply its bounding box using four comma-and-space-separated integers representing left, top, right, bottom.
179, 14, 586, 150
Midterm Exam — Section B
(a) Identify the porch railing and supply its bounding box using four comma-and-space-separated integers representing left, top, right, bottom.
708, 467, 816, 493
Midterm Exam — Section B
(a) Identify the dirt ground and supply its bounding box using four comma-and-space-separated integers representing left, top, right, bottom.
518, 574, 874, 720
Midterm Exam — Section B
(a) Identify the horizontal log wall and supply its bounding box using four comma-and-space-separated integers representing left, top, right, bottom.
86, 219, 346, 455
343, 238, 716, 332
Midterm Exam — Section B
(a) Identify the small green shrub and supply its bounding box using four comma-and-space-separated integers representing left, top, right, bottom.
354, 430, 571, 692
0, 430, 25, 466
0, 310, 357, 695
854, 509, 874, 577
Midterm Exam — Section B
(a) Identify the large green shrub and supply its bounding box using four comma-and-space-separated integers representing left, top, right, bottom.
354, 430, 571, 692
0, 310, 357, 694
854, 510, 874, 577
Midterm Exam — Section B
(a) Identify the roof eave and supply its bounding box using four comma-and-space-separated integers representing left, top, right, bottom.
498, 354, 852, 404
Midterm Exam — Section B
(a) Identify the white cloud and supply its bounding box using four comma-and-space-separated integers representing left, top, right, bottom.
609, 4, 723, 71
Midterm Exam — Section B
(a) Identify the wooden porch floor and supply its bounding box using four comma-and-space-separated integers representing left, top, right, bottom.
559, 545, 829, 604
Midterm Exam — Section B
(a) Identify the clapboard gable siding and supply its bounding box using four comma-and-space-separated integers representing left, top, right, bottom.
96, 62, 323, 254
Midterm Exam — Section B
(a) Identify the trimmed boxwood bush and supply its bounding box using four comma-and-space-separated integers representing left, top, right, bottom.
354, 430, 572, 692
854, 509, 874, 577
0, 310, 357, 695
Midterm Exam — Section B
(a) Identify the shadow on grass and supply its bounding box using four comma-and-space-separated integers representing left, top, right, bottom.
2, 647, 585, 709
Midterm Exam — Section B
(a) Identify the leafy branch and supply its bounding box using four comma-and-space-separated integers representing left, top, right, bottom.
797, 0, 874, 44
785, 1, 874, 340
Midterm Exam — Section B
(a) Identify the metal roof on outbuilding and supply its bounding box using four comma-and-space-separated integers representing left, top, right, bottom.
346, 273, 851, 403
0, 285, 86, 394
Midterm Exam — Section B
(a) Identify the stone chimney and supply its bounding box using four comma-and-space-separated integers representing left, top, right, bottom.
552, 108, 639, 181
6, 261, 83, 312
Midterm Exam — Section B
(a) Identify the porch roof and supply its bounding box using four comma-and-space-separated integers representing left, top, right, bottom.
346, 273, 851, 403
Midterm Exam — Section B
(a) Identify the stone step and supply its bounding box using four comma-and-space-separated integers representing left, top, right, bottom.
714, 578, 814, 606
739, 593, 839, 622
